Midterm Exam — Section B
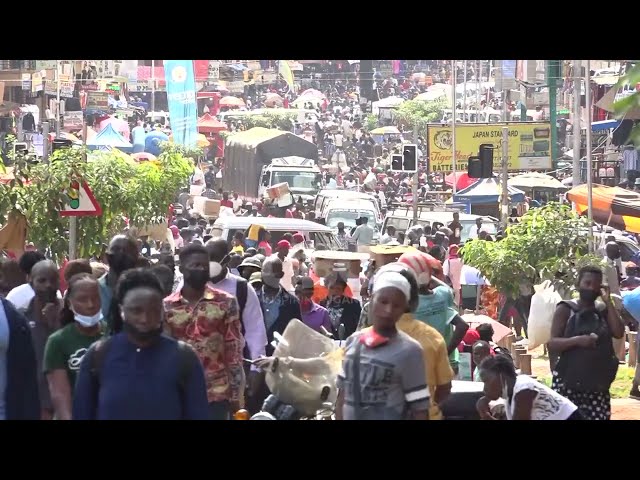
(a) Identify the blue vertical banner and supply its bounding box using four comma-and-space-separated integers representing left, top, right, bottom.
164, 60, 198, 148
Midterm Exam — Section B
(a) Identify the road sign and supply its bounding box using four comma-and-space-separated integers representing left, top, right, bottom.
60, 180, 102, 216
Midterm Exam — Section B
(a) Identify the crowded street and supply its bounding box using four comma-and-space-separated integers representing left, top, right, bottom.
1, 58, 640, 420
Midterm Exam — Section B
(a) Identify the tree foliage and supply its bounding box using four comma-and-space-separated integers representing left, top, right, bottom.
394, 99, 447, 135
0, 146, 193, 262
365, 113, 378, 131
243, 112, 297, 131
613, 63, 640, 145
461, 203, 604, 299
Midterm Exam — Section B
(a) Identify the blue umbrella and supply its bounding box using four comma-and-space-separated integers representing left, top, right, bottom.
145, 130, 169, 157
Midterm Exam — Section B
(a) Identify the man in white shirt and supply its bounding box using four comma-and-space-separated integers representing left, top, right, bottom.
232, 192, 243, 213
468, 217, 483, 240
272, 240, 295, 293
334, 132, 344, 150
5, 251, 62, 310
345, 173, 358, 191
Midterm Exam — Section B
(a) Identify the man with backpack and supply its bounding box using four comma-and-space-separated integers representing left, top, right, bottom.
205, 238, 267, 411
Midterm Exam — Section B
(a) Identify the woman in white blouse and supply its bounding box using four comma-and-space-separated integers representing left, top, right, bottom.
476, 354, 582, 420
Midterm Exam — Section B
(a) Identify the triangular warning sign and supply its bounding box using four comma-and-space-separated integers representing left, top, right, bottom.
60, 180, 102, 217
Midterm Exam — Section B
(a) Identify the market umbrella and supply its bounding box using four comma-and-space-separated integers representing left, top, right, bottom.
219, 96, 246, 108
48, 132, 81, 144
131, 152, 157, 162
445, 172, 476, 191
197, 113, 227, 133
145, 130, 169, 157
567, 183, 640, 233
370, 126, 401, 135
264, 93, 284, 107
461, 313, 512, 342
299, 88, 325, 99
508, 172, 566, 190
98, 116, 130, 140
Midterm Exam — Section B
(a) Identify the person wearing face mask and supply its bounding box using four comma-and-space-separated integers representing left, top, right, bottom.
99, 235, 139, 333
477, 354, 581, 420
549, 266, 625, 420
20, 260, 61, 420
72, 269, 209, 420
164, 244, 244, 420
336, 266, 430, 420
204, 238, 267, 414
43, 274, 106, 420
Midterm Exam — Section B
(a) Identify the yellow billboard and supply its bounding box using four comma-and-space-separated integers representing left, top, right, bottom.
427, 122, 552, 172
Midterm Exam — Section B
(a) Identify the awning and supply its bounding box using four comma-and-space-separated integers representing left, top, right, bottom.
591, 119, 621, 131
225, 63, 248, 72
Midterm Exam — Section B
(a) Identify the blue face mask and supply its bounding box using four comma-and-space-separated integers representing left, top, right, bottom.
73, 310, 103, 327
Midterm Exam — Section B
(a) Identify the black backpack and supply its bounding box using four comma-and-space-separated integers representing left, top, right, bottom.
555, 300, 619, 392
235, 278, 251, 360
89, 337, 195, 414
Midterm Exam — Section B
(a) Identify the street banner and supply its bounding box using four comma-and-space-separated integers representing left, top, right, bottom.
164, 60, 198, 148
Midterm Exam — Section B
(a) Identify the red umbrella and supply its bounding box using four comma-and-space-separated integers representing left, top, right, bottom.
445, 172, 476, 191
197, 114, 228, 133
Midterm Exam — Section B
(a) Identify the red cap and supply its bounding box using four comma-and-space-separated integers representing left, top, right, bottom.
277, 240, 291, 249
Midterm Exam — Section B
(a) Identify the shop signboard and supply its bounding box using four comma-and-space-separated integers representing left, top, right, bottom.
86, 91, 109, 111
427, 122, 552, 172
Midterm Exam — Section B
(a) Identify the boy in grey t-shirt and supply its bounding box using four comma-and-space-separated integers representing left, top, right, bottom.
337, 329, 430, 420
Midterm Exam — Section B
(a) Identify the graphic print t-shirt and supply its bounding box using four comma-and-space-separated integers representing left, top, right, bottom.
506, 375, 578, 420
337, 329, 430, 420
43, 322, 106, 392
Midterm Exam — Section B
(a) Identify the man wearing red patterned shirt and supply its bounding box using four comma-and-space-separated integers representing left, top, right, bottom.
164, 244, 244, 420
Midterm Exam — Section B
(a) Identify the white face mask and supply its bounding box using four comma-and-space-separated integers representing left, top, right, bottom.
209, 261, 223, 278
72, 309, 103, 328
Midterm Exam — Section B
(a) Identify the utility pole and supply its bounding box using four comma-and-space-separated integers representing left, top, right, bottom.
151, 59, 156, 113
501, 126, 509, 228
572, 60, 582, 186
413, 125, 419, 221
56, 60, 61, 137
547, 60, 560, 166
585, 60, 594, 252
451, 60, 458, 193
463, 60, 467, 120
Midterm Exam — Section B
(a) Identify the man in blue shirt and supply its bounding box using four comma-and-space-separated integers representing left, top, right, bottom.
73, 269, 209, 420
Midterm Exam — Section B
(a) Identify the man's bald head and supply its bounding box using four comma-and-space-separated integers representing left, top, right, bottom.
205, 237, 230, 263
108, 234, 138, 256
31, 259, 57, 277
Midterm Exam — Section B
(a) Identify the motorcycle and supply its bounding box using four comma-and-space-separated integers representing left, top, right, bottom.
250, 320, 346, 420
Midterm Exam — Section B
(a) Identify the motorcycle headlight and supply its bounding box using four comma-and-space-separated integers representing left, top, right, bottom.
250, 412, 277, 420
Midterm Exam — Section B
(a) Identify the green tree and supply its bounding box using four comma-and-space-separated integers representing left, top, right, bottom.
243, 112, 297, 131
365, 113, 378, 131
614, 63, 640, 144
0, 146, 193, 261
394, 99, 447, 135
461, 203, 604, 299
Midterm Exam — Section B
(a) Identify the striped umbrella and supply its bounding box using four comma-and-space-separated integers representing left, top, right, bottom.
566, 184, 640, 233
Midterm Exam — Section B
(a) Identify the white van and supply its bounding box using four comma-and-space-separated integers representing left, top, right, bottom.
210, 217, 341, 251
314, 189, 381, 222
382, 211, 498, 243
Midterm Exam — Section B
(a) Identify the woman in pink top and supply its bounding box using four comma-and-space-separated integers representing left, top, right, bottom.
444, 244, 463, 305
257, 229, 273, 256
